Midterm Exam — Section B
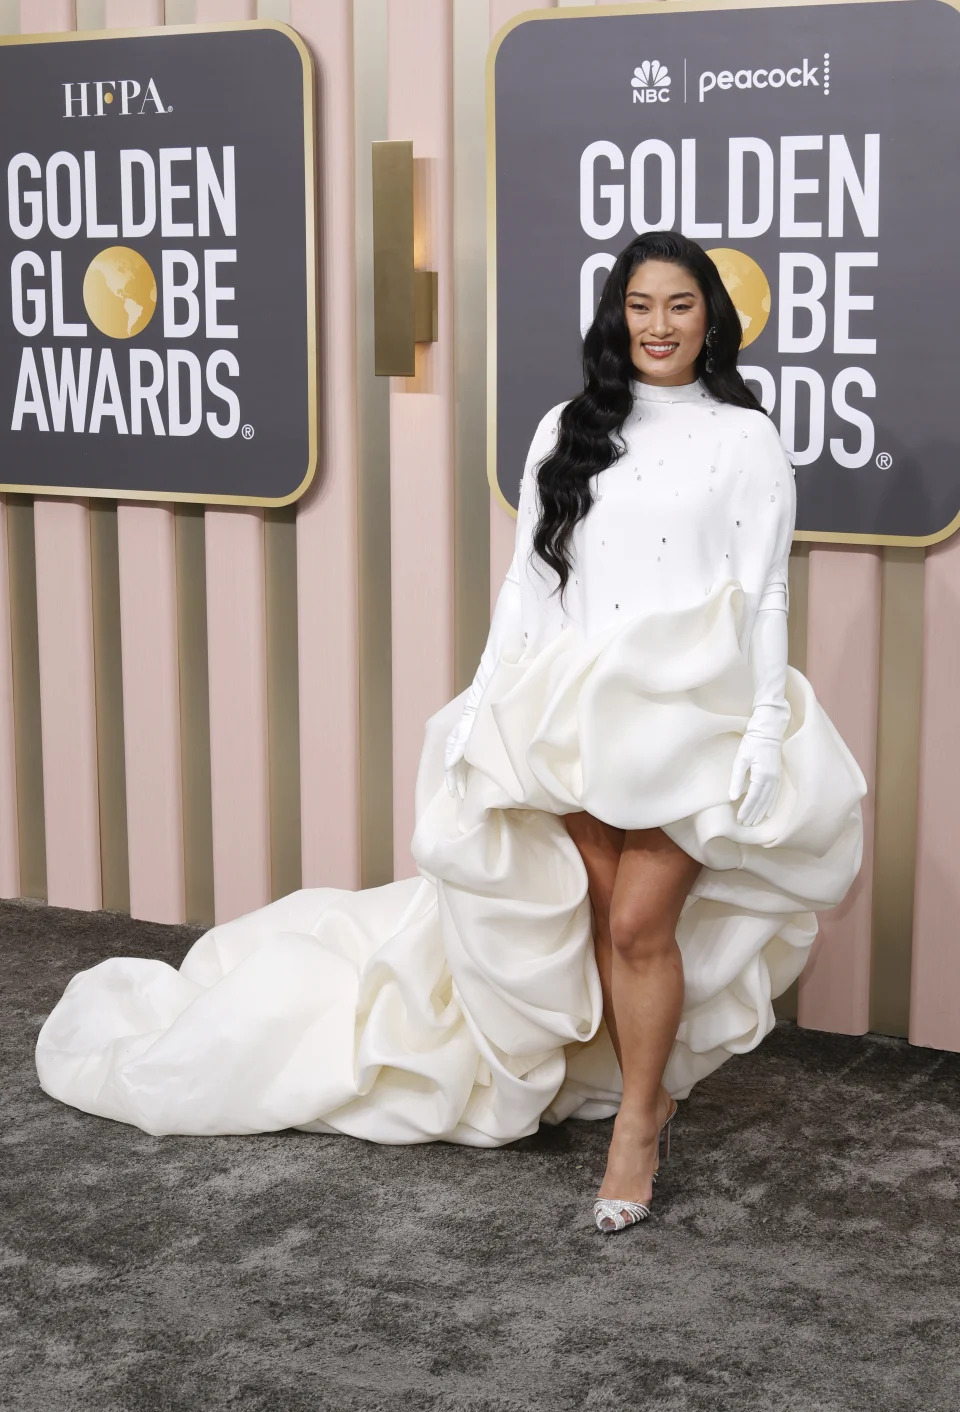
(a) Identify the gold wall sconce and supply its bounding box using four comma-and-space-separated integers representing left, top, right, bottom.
372, 140, 439, 376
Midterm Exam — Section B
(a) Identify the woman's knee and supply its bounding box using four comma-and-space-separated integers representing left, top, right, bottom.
608, 894, 682, 961
607, 828, 701, 959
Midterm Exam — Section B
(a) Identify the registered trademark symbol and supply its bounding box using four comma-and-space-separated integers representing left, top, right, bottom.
875, 451, 892, 470
167, 106, 173, 113
241, 424, 254, 440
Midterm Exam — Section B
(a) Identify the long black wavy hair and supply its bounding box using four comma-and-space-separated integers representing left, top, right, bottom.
531, 231, 767, 607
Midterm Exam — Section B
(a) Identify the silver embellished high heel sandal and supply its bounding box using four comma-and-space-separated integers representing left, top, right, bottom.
592, 1098, 678, 1233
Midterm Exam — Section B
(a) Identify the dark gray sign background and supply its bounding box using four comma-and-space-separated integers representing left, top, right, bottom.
0, 25, 314, 503
494, 0, 960, 543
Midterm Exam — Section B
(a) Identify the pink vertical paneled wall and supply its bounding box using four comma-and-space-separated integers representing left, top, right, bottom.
798, 547, 881, 1035
910, 533, 960, 1050
114, 501, 185, 921
204, 505, 271, 920
291, 0, 362, 892
194, 0, 271, 924
0, 496, 19, 897
21, 0, 101, 911
387, 0, 455, 877
104, 0, 187, 925
32, 497, 102, 909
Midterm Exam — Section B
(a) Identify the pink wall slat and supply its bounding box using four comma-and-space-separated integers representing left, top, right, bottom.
204, 506, 271, 920
18, 0, 73, 27
797, 546, 881, 1035
910, 532, 960, 1051
20, 1, 101, 910
32, 499, 102, 910
115, 502, 185, 921
487, 1, 555, 609
192, 0, 249, 23
388, 0, 455, 878
104, 0, 186, 925
0, 496, 19, 898
194, 0, 271, 924
291, 0, 362, 891
103, 0, 163, 22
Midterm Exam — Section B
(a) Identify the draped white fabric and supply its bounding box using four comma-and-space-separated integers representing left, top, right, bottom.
35, 581, 866, 1143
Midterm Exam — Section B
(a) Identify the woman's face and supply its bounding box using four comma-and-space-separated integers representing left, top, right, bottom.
624, 260, 709, 386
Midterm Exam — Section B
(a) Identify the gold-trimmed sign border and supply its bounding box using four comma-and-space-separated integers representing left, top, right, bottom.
0, 18, 318, 510
485, 0, 959, 548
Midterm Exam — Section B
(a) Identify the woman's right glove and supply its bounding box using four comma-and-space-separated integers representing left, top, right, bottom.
443, 561, 522, 799
444, 405, 561, 799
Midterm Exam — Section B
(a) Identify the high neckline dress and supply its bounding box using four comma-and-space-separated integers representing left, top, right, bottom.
35, 377, 867, 1144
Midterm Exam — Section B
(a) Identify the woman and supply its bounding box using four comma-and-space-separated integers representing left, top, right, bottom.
445, 229, 854, 1231
35, 232, 866, 1236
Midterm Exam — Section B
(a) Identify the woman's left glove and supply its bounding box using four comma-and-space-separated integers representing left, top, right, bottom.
729, 730, 783, 827
729, 587, 791, 826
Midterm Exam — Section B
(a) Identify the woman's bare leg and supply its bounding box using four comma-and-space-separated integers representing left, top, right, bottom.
561, 810, 626, 1066
597, 827, 702, 1222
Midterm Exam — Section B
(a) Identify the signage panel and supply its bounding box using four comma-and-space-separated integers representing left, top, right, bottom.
0, 21, 317, 505
489, 0, 960, 544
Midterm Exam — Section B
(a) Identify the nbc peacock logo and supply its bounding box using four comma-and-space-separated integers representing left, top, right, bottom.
631, 60, 671, 104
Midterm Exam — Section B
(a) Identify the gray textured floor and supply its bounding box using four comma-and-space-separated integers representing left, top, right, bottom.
3, 894, 958, 1412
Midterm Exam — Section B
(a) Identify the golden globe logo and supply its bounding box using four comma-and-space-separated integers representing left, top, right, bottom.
8, 146, 241, 439
62, 80, 170, 118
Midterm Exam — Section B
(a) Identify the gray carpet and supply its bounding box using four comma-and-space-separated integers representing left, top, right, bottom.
2, 894, 958, 1412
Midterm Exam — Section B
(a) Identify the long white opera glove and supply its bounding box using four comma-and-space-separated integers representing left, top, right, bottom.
443, 406, 562, 799
729, 582, 791, 826
443, 559, 523, 798
446, 406, 567, 796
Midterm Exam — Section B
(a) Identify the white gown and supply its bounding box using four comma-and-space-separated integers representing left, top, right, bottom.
34, 376, 867, 1143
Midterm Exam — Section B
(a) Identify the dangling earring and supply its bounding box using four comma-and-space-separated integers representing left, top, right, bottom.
704, 324, 717, 374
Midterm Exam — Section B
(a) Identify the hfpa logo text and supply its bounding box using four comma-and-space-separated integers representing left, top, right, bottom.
631, 60, 671, 104
62, 80, 170, 117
